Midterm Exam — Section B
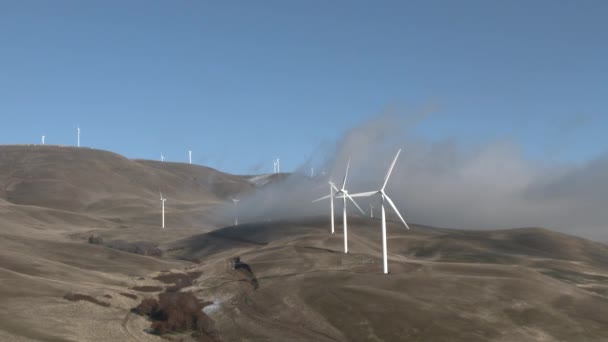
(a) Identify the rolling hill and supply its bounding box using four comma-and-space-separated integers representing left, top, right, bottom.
0, 145, 607, 341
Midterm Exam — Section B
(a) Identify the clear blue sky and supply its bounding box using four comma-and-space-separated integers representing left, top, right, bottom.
1, 1, 606, 174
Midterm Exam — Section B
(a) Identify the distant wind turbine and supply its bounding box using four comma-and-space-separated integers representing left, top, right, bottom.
349, 149, 409, 274
232, 198, 240, 225
41, 135, 45, 145
334, 158, 365, 253
313, 180, 339, 234
160, 153, 164, 162
276, 158, 280, 173
160, 192, 167, 228
77, 125, 80, 147
188, 150, 192, 164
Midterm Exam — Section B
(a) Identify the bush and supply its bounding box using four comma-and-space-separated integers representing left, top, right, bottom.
132, 292, 218, 341
88, 235, 103, 244
64, 293, 110, 307
132, 297, 158, 316
104, 240, 163, 257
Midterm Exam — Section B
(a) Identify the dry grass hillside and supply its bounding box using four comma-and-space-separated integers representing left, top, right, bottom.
0, 145, 607, 341
166, 219, 608, 341
0, 145, 254, 213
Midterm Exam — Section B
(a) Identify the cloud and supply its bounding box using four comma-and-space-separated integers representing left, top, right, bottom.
223, 111, 608, 241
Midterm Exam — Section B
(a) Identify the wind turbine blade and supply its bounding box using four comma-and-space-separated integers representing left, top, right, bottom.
384, 194, 410, 229
382, 149, 402, 191
330, 183, 340, 193
341, 158, 351, 190
347, 195, 365, 214
348, 191, 378, 198
313, 194, 333, 202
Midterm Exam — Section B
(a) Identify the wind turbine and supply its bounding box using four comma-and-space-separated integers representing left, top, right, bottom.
276, 158, 280, 173
349, 149, 409, 274
313, 180, 340, 234
160, 192, 167, 228
188, 150, 192, 164
77, 126, 80, 147
333, 158, 365, 253
160, 153, 164, 162
232, 198, 240, 225
41, 135, 45, 145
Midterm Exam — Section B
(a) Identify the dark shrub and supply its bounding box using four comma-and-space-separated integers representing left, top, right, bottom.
132, 292, 219, 341
88, 235, 103, 244
133, 297, 158, 316
154, 271, 202, 292
120, 292, 138, 300
104, 240, 163, 257
64, 293, 110, 307
131, 286, 163, 292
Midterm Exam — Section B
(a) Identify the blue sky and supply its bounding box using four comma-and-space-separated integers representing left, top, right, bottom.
1, 1, 606, 174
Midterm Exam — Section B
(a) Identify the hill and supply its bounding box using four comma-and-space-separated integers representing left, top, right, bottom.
0, 145, 254, 213
164, 219, 608, 341
0, 145, 607, 341
0, 145, 256, 341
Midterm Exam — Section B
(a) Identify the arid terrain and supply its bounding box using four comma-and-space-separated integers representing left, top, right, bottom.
1, 145, 608, 341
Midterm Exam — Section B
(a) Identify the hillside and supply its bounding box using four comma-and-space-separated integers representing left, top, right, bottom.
165, 219, 608, 341
0, 145, 260, 341
0, 145, 607, 341
0, 145, 254, 213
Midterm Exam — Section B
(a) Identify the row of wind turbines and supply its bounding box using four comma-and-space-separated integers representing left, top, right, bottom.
314, 149, 409, 274
41, 126, 197, 166
156, 149, 407, 275
40, 126, 81, 147
160, 150, 193, 164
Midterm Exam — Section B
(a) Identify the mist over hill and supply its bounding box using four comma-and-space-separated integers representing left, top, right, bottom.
227, 113, 608, 241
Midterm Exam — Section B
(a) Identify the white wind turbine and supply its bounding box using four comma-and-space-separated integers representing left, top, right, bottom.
276, 158, 280, 173
160, 192, 167, 228
324, 158, 365, 253
313, 180, 340, 234
188, 150, 192, 164
232, 198, 240, 225
349, 149, 409, 274
41, 135, 45, 145
77, 125, 80, 147
160, 153, 164, 162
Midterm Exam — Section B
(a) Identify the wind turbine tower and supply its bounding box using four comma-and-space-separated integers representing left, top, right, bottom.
316, 158, 364, 253
276, 158, 280, 173
77, 126, 80, 147
188, 150, 192, 164
160, 192, 167, 228
232, 198, 240, 225
349, 149, 409, 274
41, 135, 45, 145
335, 159, 365, 253
161, 153, 164, 162
313, 181, 338, 234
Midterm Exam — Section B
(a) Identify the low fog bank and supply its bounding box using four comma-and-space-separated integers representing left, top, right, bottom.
223, 113, 608, 241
